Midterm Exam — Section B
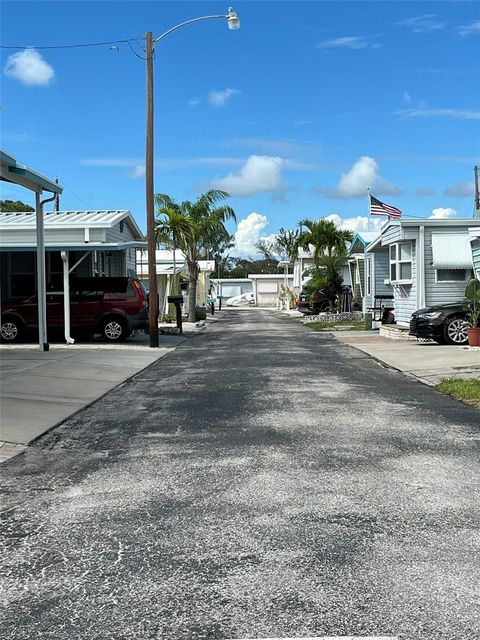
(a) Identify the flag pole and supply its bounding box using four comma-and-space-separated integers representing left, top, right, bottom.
366, 187, 372, 232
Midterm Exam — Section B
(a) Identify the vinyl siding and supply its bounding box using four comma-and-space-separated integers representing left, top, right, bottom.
105, 220, 138, 244
425, 228, 472, 306
373, 250, 392, 296
393, 242, 417, 325
381, 224, 402, 245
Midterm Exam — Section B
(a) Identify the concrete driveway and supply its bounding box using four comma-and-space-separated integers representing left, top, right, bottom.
334, 331, 480, 385
1, 309, 479, 639
0, 332, 186, 459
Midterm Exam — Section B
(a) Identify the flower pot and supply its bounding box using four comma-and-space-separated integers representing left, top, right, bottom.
467, 327, 480, 347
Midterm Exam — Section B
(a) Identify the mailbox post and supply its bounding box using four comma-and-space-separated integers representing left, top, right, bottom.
167, 294, 184, 334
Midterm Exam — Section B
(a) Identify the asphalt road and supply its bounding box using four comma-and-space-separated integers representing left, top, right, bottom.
1, 309, 479, 640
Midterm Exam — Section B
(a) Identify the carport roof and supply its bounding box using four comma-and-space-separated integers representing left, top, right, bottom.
0, 209, 142, 237
0, 150, 63, 194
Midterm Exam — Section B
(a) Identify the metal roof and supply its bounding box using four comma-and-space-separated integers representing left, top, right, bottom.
0, 210, 143, 237
0, 150, 63, 194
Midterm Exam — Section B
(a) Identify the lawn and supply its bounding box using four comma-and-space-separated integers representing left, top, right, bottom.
305, 320, 365, 332
435, 378, 480, 409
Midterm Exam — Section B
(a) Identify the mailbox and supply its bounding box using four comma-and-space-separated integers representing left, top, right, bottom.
167, 294, 183, 334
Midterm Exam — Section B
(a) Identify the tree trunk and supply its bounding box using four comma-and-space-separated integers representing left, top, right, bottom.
188, 278, 197, 322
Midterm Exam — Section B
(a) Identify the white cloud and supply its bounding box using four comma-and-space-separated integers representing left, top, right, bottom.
398, 15, 445, 33
129, 164, 145, 179
396, 107, 480, 120
211, 155, 284, 197
188, 97, 201, 107
208, 88, 240, 107
319, 156, 403, 199
4, 49, 55, 86
444, 181, 473, 197
429, 207, 457, 219
232, 212, 270, 257
325, 213, 383, 233
315, 36, 371, 50
456, 20, 480, 38
403, 91, 412, 104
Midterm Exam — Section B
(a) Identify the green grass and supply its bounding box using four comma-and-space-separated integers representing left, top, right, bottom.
435, 378, 480, 408
305, 320, 365, 332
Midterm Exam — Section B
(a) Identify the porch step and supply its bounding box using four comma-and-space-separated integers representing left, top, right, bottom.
379, 325, 417, 341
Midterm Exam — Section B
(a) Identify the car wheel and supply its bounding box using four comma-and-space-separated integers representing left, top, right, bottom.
100, 317, 130, 342
443, 316, 470, 345
0, 316, 23, 343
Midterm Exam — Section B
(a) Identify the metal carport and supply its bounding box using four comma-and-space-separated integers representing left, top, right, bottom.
0, 150, 63, 351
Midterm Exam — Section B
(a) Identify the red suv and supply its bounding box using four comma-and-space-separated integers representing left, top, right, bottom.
0, 277, 148, 343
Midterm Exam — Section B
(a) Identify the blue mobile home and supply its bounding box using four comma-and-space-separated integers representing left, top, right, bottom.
369, 218, 480, 327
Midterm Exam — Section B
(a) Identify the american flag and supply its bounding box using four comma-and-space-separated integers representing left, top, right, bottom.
369, 194, 402, 219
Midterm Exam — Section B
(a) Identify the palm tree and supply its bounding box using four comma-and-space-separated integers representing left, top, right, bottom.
275, 227, 300, 263
155, 190, 236, 322
155, 205, 192, 294
299, 219, 353, 262
298, 218, 354, 310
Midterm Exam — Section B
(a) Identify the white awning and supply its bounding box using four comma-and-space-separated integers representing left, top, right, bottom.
431, 233, 472, 269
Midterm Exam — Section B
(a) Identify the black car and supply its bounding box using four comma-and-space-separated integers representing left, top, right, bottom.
409, 302, 472, 345
296, 290, 331, 315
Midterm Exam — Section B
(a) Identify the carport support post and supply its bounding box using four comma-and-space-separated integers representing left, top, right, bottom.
61, 251, 75, 344
35, 192, 48, 351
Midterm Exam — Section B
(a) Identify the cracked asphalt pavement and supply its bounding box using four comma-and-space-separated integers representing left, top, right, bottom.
1, 309, 479, 640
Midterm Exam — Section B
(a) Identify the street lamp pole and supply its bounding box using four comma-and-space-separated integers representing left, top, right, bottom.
144, 8, 240, 348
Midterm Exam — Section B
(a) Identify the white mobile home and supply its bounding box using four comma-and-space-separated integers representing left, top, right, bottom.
372, 218, 480, 327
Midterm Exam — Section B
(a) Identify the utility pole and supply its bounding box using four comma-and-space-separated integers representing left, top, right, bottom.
54, 178, 60, 212
145, 31, 159, 347
474, 165, 480, 218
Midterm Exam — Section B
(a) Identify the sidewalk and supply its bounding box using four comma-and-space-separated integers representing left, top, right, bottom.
334, 330, 480, 386
0, 331, 190, 463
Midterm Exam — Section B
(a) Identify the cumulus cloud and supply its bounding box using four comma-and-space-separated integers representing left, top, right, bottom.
318, 156, 403, 199
456, 20, 480, 38
429, 207, 457, 219
208, 88, 240, 107
4, 49, 55, 86
232, 212, 270, 257
325, 213, 383, 233
444, 181, 473, 197
211, 155, 284, 197
398, 15, 445, 33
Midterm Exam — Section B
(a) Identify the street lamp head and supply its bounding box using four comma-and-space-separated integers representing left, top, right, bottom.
227, 7, 240, 30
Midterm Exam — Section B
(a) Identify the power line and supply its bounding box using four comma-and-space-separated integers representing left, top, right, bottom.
0, 37, 143, 50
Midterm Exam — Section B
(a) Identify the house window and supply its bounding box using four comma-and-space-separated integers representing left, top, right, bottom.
390, 242, 412, 283
436, 269, 471, 283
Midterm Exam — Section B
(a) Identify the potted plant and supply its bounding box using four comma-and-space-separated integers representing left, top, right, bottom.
464, 279, 480, 346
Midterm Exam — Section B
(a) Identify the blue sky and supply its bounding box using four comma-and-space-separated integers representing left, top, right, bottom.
2, 0, 480, 255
